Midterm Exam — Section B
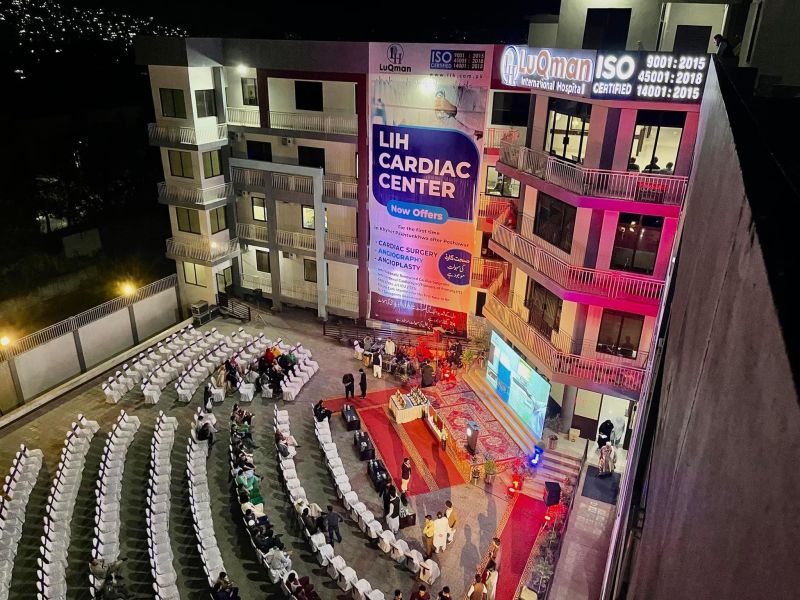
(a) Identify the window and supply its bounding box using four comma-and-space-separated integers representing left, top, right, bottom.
629, 111, 685, 174
216, 266, 233, 291
302, 206, 315, 230
545, 99, 591, 163
168, 150, 193, 178
195, 89, 216, 118
303, 258, 317, 283
611, 214, 664, 275
294, 81, 323, 111
246, 140, 272, 161
297, 146, 326, 171
183, 262, 205, 287
485, 166, 520, 198
673, 25, 713, 54
252, 196, 267, 222
159, 88, 186, 118
533, 193, 576, 253
241, 78, 258, 106
597, 310, 644, 359
491, 92, 529, 127
256, 250, 271, 273
210, 207, 227, 234
202, 150, 222, 179
582, 8, 631, 50
525, 280, 562, 338
176, 207, 201, 234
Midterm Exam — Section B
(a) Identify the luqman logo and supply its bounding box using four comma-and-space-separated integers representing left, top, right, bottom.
387, 44, 404, 65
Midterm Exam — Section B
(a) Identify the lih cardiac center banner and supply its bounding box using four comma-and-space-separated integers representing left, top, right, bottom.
368, 43, 493, 335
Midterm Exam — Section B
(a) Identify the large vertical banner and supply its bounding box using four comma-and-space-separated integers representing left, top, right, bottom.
368, 43, 493, 336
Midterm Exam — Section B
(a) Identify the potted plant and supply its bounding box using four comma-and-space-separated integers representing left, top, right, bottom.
531, 556, 555, 595
462, 348, 476, 372
547, 432, 559, 450
483, 457, 497, 484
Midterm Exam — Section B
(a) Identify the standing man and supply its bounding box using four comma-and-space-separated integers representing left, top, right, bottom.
422, 515, 434, 559
387, 491, 401, 533
433, 511, 448, 553
713, 33, 734, 57
401, 457, 412, 493
359, 368, 367, 399
486, 537, 502, 573
467, 574, 486, 600
343, 372, 355, 400
326, 504, 343, 545
373, 351, 383, 378
445, 500, 457, 545
384, 337, 396, 357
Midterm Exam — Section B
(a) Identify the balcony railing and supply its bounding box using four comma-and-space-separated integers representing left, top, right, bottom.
241, 272, 272, 294
325, 233, 359, 260
236, 223, 270, 244
484, 293, 645, 394
148, 122, 228, 146
268, 111, 358, 136
157, 182, 233, 206
272, 172, 313, 195
327, 287, 359, 312
485, 127, 523, 150
231, 166, 267, 188
471, 258, 509, 291
323, 176, 358, 201
166, 236, 240, 263
281, 279, 318, 304
276, 230, 316, 252
492, 224, 664, 304
477, 193, 514, 220
226, 106, 261, 127
499, 142, 688, 206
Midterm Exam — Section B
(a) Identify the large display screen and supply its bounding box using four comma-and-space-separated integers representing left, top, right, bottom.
486, 331, 550, 440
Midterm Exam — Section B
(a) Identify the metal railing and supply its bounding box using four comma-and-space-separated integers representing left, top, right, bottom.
1, 275, 177, 360
268, 111, 358, 136
492, 224, 664, 304
236, 223, 270, 244
157, 182, 233, 206
471, 258, 509, 290
147, 122, 228, 146
272, 172, 313, 195
327, 287, 359, 312
477, 193, 514, 220
165, 237, 240, 263
230, 166, 267, 188
241, 273, 273, 294
485, 127, 523, 150
499, 142, 688, 205
484, 292, 646, 394
226, 106, 261, 127
281, 280, 318, 304
276, 230, 316, 252
325, 233, 358, 260
323, 176, 358, 201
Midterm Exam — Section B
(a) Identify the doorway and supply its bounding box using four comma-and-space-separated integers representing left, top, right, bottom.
298, 146, 326, 171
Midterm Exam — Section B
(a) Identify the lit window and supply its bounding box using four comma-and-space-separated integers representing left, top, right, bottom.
252, 196, 267, 222
302, 206, 315, 230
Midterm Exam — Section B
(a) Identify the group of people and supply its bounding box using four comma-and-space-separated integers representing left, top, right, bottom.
627, 156, 674, 174
88, 557, 129, 599
392, 584, 453, 599
421, 501, 458, 559
342, 367, 369, 399
299, 503, 344, 548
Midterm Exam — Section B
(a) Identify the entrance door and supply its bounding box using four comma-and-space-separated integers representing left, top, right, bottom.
247, 140, 272, 162
298, 146, 326, 171
216, 266, 233, 293
596, 395, 630, 448
475, 291, 487, 317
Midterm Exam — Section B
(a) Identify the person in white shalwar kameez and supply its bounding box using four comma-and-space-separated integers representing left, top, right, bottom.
433, 511, 448, 553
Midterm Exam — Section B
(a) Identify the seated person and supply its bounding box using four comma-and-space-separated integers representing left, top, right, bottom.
313, 400, 332, 422
251, 524, 283, 552
643, 156, 661, 172
420, 362, 435, 388
275, 428, 299, 447
195, 416, 217, 446
301, 507, 317, 534
244, 507, 269, 528
236, 471, 264, 505
628, 156, 640, 171
286, 572, 318, 600
212, 572, 240, 600
241, 499, 267, 520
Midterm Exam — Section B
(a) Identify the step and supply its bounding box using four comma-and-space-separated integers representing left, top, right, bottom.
543, 451, 584, 471
535, 461, 580, 481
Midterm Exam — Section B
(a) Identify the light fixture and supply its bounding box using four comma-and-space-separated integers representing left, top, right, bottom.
237, 64, 248, 76
120, 281, 136, 297
420, 77, 437, 94
0, 336, 10, 347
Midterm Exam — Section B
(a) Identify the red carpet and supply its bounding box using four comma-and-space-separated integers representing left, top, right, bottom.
359, 406, 431, 495
495, 494, 547, 599
401, 419, 464, 489
324, 388, 398, 413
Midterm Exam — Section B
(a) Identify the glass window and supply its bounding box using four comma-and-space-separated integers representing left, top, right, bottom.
252, 196, 267, 222
202, 150, 221, 179
303, 258, 317, 283
246, 140, 272, 161
597, 310, 644, 359
295, 81, 323, 111
533, 193, 576, 253
210, 207, 226, 234
241, 78, 258, 106
168, 150, 193, 178
302, 206, 315, 230
629, 111, 685, 173
491, 91, 529, 127
611, 213, 664, 275
159, 88, 186, 118
256, 250, 271, 273
485, 166, 520, 198
525, 280, 562, 338
176, 207, 201, 234
183, 262, 205, 287
544, 98, 591, 163
216, 266, 232, 291
195, 89, 216, 118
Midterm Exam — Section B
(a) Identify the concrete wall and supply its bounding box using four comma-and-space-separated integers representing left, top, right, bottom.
267, 78, 356, 113
625, 65, 800, 599
742, 0, 800, 87
15, 334, 82, 400
132, 288, 180, 340
232, 132, 357, 177
79, 309, 135, 369
0, 362, 17, 415
661, 3, 727, 52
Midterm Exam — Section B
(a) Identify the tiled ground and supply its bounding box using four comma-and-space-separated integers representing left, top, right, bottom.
0, 309, 519, 599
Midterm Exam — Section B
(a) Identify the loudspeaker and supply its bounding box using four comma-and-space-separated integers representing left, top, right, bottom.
465, 420, 480, 455
544, 481, 561, 506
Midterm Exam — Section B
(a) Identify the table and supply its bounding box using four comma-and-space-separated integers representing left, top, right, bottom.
342, 405, 361, 431
399, 511, 417, 529
388, 389, 430, 424
353, 431, 375, 461
367, 459, 390, 493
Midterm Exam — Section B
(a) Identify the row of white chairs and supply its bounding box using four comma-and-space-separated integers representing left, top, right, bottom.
148, 411, 180, 600
314, 418, 441, 586
273, 341, 320, 403
187, 437, 225, 588
276, 407, 386, 600
38, 415, 100, 600
0, 444, 44, 600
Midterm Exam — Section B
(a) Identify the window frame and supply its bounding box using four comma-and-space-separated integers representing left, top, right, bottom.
596, 309, 644, 359
533, 193, 576, 254
183, 262, 205, 287
195, 89, 216, 118
630, 110, 686, 173
301, 206, 315, 230
251, 196, 267, 222
303, 258, 317, 283
525, 279, 563, 338
485, 165, 521, 198
168, 150, 193, 179
255, 249, 271, 273
490, 91, 529, 127
202, 150, 222, 179
544, 99, 592, 164
176, 207, 201, 235
610, 213, 664, 275
241, 78, 258, 106
210, 206, 227, 234
159, 88, 186, 119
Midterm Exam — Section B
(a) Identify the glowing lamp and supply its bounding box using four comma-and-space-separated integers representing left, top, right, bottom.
466, 427, 472, 436
0, 336, 10, 347
529, 446, 544, 468
544, 514, 552, 522
237, 64, 248, 76
119, 281, 136, 297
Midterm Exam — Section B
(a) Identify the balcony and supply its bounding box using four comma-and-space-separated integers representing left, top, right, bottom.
272, 172, 313, 195
323, 175, 359, 203
231, 166, 358, 204
231, 166, 267, 188
484, 292, 646, 399
485, 127, 523, 152
226, 106, 357, 136
276, 229, 316, 252
148, 123, 228, 147
226, 106, 261, 127
471, 258, 509, 293
477, 193, 514, 220
499, 142, 688, 207
325, 233, 359, 261
491, 223, 664, 313
241, 272, 272, 294
157, 182, 233, 207
236, 223, 270, 244
281, 279, 318, 305
327, 287, 359, 314
165, 236, 240, 265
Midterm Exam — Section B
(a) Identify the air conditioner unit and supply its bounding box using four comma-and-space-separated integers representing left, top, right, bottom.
283, 251, 296, 259
281, 137, 293, 146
